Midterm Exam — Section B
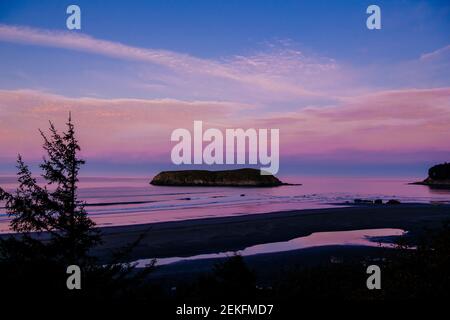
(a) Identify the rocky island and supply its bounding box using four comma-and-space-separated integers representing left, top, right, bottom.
412, 162, 450, 188
150, 168, 285, 187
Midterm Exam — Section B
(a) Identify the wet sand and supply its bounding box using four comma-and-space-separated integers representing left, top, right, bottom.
148, 245, 390, 285
91, 203, 450, 263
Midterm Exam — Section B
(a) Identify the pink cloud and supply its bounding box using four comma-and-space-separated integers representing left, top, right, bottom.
252, 88, 450, 156
0, 90, 250, 161
0, 87, 449, 167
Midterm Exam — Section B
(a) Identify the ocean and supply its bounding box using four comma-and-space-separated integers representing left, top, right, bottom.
1, 175, 449, 233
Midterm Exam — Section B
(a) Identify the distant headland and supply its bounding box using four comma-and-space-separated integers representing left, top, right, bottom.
150, 168, 286, 187
411, 162, 450, 188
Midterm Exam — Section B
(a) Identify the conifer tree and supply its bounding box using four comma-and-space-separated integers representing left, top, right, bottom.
0, 114, 100, 264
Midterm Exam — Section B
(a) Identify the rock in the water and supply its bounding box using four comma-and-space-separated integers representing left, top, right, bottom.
387, 199, 401, 205
412, 162, 450, 187
150, 168, 284, 187
354, 199, 374, 204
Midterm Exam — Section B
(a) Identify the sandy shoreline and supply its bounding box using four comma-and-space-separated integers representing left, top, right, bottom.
2, 203, 449, 263
86, 203, 450, 263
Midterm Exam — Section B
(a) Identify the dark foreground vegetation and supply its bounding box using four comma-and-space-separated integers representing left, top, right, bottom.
0, 223, 449, 303
0, 117, 449, 306
172, 225, 450, 301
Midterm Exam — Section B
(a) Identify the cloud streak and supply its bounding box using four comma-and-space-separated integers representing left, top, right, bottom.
420, 45, 450, 61
252, 87, 450, 156
1, 25, 449, 171
0, 24, 337, 98
0, 89, 251, 161
0, 88, 449, 166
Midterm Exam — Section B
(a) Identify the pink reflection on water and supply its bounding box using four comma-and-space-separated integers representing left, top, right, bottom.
1, 175, 449, 233
136, 228, 405, 267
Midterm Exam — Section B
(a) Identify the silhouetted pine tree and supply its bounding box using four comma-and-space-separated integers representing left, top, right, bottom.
0, 115, 156, 301
0, 114, 100, 264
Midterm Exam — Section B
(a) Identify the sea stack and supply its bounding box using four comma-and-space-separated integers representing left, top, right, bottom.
150, 168, 284, 187
413, 163, 450, 187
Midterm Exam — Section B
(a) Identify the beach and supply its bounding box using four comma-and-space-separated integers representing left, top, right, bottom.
90, 203, 450, 263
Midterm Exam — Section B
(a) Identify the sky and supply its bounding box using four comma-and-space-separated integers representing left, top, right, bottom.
0, 0, 449, 177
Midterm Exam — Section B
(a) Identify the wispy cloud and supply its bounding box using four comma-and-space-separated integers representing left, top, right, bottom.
0, 24, 343, 98
1, 25, 449, 169
420, 45, 450, 61
1, 88, 449, 165
253, 87, 450, 156
0, 89, 251, 161
0, 24, 214, 72
4, 24, 445, 106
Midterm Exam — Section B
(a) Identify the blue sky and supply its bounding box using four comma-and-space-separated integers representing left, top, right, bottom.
0, 0, 449, 98
0, 0, 449, 177
1, 0, 448, 60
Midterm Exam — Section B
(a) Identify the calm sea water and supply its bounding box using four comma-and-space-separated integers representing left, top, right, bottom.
1, 175, 449, 232
135, 228, 406, 266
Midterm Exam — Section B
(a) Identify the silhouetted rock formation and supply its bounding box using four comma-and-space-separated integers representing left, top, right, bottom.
150, 168, 284, 187
412, 162, 450, 187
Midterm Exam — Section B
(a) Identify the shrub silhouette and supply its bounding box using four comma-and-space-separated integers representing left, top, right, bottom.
0, 115, 99, 265
0, 115, 154, 301
176, 254, 258, 301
